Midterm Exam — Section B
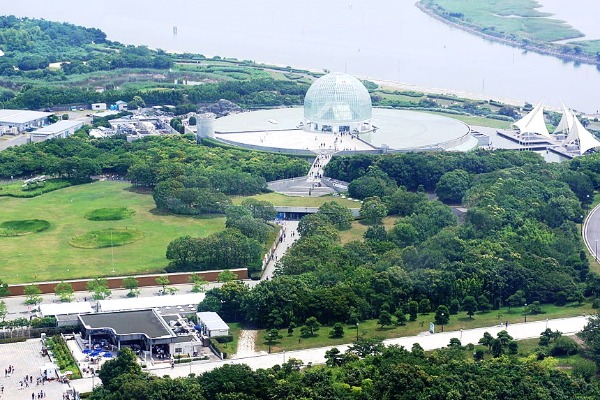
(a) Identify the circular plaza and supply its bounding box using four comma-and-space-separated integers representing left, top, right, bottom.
202, 72, 477, 155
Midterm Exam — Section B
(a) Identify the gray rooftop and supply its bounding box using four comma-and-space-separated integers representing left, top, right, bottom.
80, 309, 173, 339
31, 120, 83, 134
0, 109, 52, 124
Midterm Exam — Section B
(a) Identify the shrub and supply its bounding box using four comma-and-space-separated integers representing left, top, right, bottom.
214, 335, 233, 343
549, 337, 578, 356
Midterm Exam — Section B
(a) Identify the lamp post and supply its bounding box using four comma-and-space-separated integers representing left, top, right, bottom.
460, 328, 463, 342
596, 239, 598, 262
441, 313, 445, 332
524, 303, 528, 323
355, 322, 359, 341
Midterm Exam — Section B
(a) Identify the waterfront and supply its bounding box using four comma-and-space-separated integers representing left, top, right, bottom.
3, 1, 600, 112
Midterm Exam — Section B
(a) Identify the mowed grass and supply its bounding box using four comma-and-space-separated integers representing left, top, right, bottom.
69, 228, 144, 249
425, 111, 513, 129
232, 192, 360, 208
338, 217, 398, 244
84, 207, 135, 221
0, 181, 225, 283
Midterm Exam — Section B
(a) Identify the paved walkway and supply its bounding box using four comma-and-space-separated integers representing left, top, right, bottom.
67, 314, 589, 394
582, 202, 600, 260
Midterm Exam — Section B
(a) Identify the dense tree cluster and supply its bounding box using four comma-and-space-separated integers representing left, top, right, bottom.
0, 135, 309, 188
90, 342, 600, 400
195, 150, 591, 330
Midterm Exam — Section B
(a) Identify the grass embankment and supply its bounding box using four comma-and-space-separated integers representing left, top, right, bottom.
0, 178, 75, 197
255, 302, 593, 353
0, 181, 225, 283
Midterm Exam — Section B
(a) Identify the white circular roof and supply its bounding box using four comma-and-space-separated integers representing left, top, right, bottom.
304, 72, 372, 124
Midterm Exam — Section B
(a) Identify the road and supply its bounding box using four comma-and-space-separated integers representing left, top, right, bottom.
69, 315, 590, 394
583, 203, 600, 260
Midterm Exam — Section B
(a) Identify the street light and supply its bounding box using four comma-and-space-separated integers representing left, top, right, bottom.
460, 328, 463, 342
524, 303, 528, 323
596, 239, 598, 262
441, 312, 445, 332
355, 322, 359, 341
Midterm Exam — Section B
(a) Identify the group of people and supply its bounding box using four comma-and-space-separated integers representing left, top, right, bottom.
30, 390, 46, 399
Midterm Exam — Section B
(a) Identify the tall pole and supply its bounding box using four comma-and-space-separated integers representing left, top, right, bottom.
111, 228, 115, 273
356, 322, 359, 341
524, 303, 528, 323
596, 238, 598, 262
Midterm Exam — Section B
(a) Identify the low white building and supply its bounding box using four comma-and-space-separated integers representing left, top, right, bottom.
91, 103, 107, 111
196, 312, 229, 338
29, 120, 84, 143
0, 109, 52, 133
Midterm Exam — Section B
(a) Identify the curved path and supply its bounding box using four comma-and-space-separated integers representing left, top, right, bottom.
582, 203, 600, 261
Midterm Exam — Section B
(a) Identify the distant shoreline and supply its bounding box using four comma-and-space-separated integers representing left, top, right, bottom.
416, 2, 599, 68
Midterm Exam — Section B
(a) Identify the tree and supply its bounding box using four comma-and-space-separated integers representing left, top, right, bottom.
317, 201, 354, 230
435, 169, 470, 204
434, 305, 450, 329
122, 277, 140, 297
87, 278, 111, 300
24, 285, 42, 306
304, 316, 321, 336
477, 295, 492, 313
155, 275, 170, 294
0, 300, 7, 321
0, 280, 9, 297
54, 281, 74, 302
264, 328, 282, 353
507, 290, 526, 310
418, 298, 431, 314
478, 332, 493, 350
572, 359, 597, 382
394, 309, 407, 326
360, 196, 388, 225
408, 300, 418, 321
329, 322, 344, 338
348, 337, 384, 357
324, 347, 344, 367
217, 270, 237, 283
190, 274, 208, 293
378, 310, 392, 329
287, 322, 296, 336
462, 296, 478, 318
449, 299, 460, 315
98, 347, 143, 390
62, 113, 69, 120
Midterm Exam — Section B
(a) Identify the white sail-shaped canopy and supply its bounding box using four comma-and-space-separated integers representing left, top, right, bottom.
554, 103, 575, 135
568, 115, 600, 155
513, 102, 551, 139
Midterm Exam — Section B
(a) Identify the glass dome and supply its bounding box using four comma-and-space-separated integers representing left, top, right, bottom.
304, 72, 372, 124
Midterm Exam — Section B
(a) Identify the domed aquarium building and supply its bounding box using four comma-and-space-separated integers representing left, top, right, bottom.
203, 72, 477, 155
303, 72, 373, 134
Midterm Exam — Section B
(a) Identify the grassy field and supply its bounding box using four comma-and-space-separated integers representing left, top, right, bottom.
338, 217, 397, 244
0, 181, 225, 283
232, 193, 360, 208
255, 302, 593, 353
421, 0, 583, 42
425, 111, 513, 129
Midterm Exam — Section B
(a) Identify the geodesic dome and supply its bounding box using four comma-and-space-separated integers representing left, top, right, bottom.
304, 72, 372, 124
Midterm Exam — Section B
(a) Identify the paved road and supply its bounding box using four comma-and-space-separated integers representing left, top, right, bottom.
583, 203, 600, 260
68, 315, 590, 394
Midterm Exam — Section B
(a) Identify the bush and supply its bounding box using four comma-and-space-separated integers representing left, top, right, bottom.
209, 338, 229, 359
572, 359, 597, 382
549, 337, 578, 356
214, 335, 234, 343
592, 298, 600, 309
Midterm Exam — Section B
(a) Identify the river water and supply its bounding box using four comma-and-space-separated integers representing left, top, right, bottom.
3, 1, 600, 113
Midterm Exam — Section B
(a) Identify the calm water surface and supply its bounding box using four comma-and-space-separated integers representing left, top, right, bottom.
3, 1, 600, 113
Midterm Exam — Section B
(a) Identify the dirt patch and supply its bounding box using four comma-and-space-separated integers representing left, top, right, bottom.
234, 330, 258, 358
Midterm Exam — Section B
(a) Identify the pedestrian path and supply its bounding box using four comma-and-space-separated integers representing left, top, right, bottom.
108, 315, 588, 383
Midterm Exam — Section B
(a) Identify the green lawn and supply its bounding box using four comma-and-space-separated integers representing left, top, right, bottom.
232, 193, 359, 208
0, 181, 225, 283
255, 302, 594, 353
425, 111, 513, 129
338, 217, 397, 244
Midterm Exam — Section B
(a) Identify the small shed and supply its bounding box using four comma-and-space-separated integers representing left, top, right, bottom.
196, 312, 229, 337
115, 100, 128, 111
91, 103, 107, 111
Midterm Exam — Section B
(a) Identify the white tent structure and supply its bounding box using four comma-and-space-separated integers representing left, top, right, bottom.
562, 111, 600, 155
554, 103, 575, 135
513, 102, 551, 139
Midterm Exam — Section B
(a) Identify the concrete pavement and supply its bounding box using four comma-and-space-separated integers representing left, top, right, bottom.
582, 202, 600, 260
